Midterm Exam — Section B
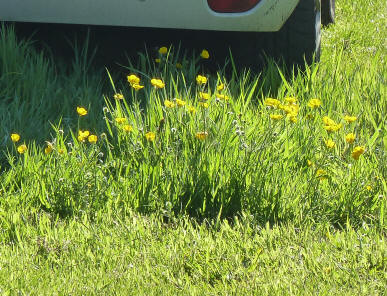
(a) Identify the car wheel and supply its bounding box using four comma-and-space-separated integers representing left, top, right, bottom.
321, 0, 335, 26
266, 0, 321, 67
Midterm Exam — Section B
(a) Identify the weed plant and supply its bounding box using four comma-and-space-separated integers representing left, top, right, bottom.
0, 0, 386, 293
1, 31, 385, 228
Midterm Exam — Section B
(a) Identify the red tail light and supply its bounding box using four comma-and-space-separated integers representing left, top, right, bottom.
207, 0, 262, 13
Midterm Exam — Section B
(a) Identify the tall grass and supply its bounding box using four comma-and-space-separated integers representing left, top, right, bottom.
0, 28, 385, 230
0, 0, 386, 293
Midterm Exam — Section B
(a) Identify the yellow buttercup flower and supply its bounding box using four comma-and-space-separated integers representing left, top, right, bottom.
114, 93, 124, 100
289, 115, 297, 123
131, 83, 144, 90
77, 107, 88, 116
127, 74, 140, 85
115, 117, 127, 124
282, 104, 299, 115
159, 47, 168, 54
216, 94, 230, 101
284, 97, 297, 104
345, 133, 356, 144
151, 78, 165, 89
196, 75, 207, 85
199, 92, 210, 100
307, 98, 321, 108
264, 98, 281, 108
78, 130, 90, 142
17, 144, 27, 154
10, 133, 20, 143
322, 116, 336, 126
325, 139, 335, 149
316, 169, 326, 178
351, 146, 365, 160
44, 144, 53, 154
270, 114, 283, 120
88, 135, 98, 144
323, 123, 342, 132
188, 106, 197, 114
195, 131, 208, 140
123, 124, 133, 132
145, 131, 156, 142
164, 100, 175, 108
200, 49, 210, 59
175, 98, 186, 107
344, 115, 357, 123
217, 83, 224, 91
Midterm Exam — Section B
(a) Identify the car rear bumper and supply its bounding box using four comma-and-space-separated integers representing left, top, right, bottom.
0, 0, 299, 32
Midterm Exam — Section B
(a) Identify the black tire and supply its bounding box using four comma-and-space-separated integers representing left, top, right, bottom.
266, 0, 321, 67
321, 0, 335, 26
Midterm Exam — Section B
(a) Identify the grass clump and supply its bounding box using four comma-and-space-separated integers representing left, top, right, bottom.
0, 0, 386, 293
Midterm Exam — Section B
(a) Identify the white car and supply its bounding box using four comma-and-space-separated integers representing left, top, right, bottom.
0, 0, 335, 66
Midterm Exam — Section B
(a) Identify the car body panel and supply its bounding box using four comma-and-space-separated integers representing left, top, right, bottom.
0, 0, 299, 32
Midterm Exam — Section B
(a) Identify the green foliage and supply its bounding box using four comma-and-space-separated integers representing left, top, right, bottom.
0, 0, 386, 293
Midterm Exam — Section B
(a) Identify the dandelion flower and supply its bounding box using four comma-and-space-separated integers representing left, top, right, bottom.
159, 46, 168, 54
114, 93, 124, 100
325, 139, 335, 149
270, 114, 283, 120
44, 144, 53, 154
199, 92, 210, 100
196, 75, 207, 85
131, 83, 144, 90
175, 98, 186, 107
151, 78, 165, 89
17, 144, 27, 154
195, 131, 208, 140
264, 98, 281, 108
123, 124, 133, 132
307, 98, 321, 108
351, 146, 365, 160
344, 115, 357, 123
77, 107, 88, 116
345, 133, 356, 144
115, 117, 127, 124
145, 131, 156, 142
200, 49, 210, 59
10, 133, 20, 143
164, 100, 175, 108
127, 74, 140, 85
88, 135, 98, 144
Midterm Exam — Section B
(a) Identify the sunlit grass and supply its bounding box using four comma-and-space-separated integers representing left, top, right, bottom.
0, 0, 386, 293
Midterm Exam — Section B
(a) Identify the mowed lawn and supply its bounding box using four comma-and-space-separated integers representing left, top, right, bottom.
0, 0, 386, 294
